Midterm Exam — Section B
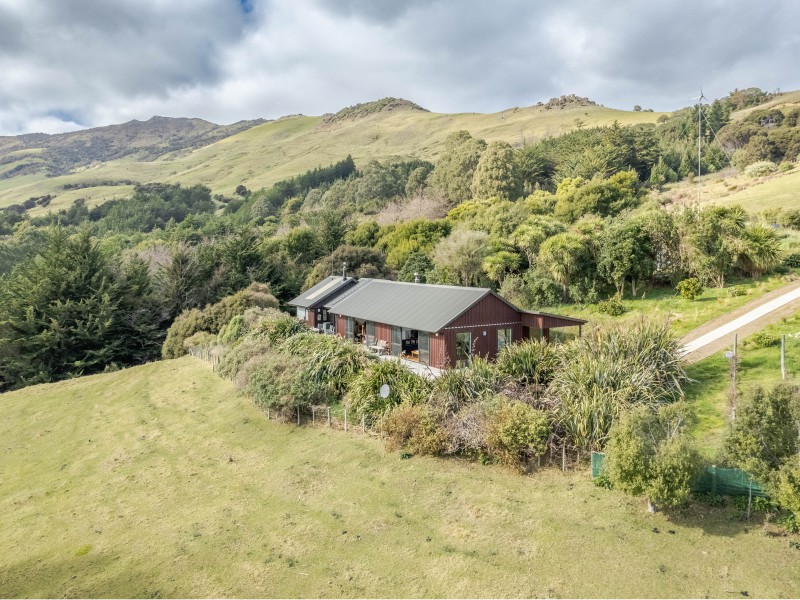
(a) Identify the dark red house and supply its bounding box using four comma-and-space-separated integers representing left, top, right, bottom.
290, 278, 586, 370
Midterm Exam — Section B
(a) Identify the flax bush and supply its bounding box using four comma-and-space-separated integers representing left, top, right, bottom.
346, 359, 432, 422
549, 321, 688, 451
485, 397, 551, 470
280, 332, 375, 395
495, 338, 559, 387
431, 357, 500, 414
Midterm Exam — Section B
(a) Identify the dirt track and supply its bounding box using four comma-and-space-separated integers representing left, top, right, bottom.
680, 277, 800, 363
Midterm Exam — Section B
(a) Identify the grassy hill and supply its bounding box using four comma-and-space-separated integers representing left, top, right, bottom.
657, 163, 800, 213
1, 357, 798, 598
0, 98, 666, 214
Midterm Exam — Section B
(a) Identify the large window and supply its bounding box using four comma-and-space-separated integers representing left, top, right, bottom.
418, 332, 430, 364
455, 332, 471, 367
345, 317, 354, 340
497, 327, 512, 351
366, 321, 376, 344
391, 326, 402, 356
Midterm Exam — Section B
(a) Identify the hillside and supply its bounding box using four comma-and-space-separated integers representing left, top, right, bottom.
0, 97, 666, 213
1, 357, 799, 597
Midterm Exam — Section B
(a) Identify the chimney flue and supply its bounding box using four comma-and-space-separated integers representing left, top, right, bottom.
414, 272, 420, 284
342, 262, 347, 281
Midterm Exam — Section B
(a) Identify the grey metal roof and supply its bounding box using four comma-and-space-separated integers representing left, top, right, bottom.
327, 279, 491, 332
287, 275, 355, 309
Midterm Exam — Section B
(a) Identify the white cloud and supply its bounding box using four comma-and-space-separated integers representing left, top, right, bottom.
0, 0, 798, 135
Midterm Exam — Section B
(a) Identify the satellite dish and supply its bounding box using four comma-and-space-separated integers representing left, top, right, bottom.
724, 351, 734, 360
379, 384, 391, 399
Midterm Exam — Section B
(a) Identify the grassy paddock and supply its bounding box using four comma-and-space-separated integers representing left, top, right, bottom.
685, 308, 800, 454
1, 357, 798, 598
544, 272, 798, 337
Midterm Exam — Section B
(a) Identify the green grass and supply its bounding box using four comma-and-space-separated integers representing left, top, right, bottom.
1, 357, 799, 597
0, 104, 666, 210
658, 163, 800, 213
684, 309, 800, 456
545, 272, 798, 337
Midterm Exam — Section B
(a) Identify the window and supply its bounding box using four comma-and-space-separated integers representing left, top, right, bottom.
391, 326, 402, 356
418, 332, 430, 364
296, 307, 307, 320
497, 328, 512, 351
345, 317, 354, 340
366, 321, 376, 344
455, 332, 471, 367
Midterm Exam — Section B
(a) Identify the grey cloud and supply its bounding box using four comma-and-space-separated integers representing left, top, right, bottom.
0, 0, 799, 135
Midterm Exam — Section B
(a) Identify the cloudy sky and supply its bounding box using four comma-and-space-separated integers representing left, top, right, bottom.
1, 0, 798, 135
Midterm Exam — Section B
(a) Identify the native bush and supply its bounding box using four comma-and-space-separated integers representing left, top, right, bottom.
784, 253, 800, 268
219, 315, 246, 345
496, 338, 559, 387
744, 331, 777, 349
549, 321, 688, 451
250, 310, 309, 345
280, 332, 374, 395
604, 402, 703, 513
383, 402, 448, 455
774, 460, 800, 520
430, 357, 500, 414
676, 277, 704, 301
722, 383, 799, 483
744, 160, 778, 178
443, 402, 490, 457
183, 331, 217, 353
346, 359, 432, 422
162, 283, 280, 359
217, 338, 271, 380
484, 397, 551, 470
246, 352, 335, 416
596, 295, 626, 316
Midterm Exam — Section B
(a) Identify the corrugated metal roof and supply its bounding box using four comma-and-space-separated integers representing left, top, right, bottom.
288, 275, 355, 309
327, 279, 491, 332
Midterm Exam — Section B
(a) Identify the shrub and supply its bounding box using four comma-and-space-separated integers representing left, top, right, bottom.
779, 161, 795, 173
744, 160, 778, 178
485, 397, 551, 470
443, 402, 489, 457
162, 309, 205, 359
784, 253, 800, 268
728, 285, 747, 297
219, 315, 246, 345
346, 359, 432, 422
162, 283, 280, 359
745, 331, 777, 349
774, 459, 800, 517
217, 338, 271, 380
250, 310, 309, 345
431, 357, 499, 414
280, 332, 374, 395
596, 295, 626, 316
383, 402, 448, 455
246, 353, 335, 416
676, 277, 704, 301
549, 321, 688, 451
496, 338, 559, 387
722, 383, 799, 483
604, 402, 703, 512
183, 331, 217, 352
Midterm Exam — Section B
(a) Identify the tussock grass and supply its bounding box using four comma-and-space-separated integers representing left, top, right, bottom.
1, 357, 799, 597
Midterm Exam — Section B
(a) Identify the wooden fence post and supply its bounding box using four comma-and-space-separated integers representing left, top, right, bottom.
562, 444, 566, 472
362, 415, 366, 433
781, 334, 786, 381
344, 408, 348, 432
297, 406, 300, 426
327, 407, 331, 427
312, 407, 316, 426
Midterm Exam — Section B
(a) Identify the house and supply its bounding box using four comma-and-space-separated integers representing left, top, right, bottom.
288, 274, 358, 331
289, 277, 586, 369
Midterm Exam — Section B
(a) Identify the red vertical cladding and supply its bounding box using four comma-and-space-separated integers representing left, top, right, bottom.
447, 293, 521, 330
429, 331, 450, 369
375, 323, 392, 346
335, 315, 346, 339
